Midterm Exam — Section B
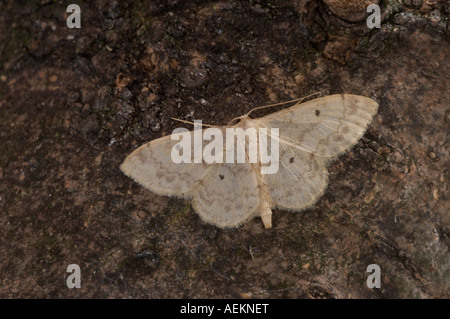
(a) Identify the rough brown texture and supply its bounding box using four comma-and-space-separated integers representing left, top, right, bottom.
0, 0, 448, 298
323, 0, 380, 22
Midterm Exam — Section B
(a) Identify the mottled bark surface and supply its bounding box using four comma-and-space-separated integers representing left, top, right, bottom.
0, 0, 448, 298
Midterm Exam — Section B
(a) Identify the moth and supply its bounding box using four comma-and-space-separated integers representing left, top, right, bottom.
121, 94, 378, 229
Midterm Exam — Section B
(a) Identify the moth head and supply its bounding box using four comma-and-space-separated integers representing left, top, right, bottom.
227, 114, 250, 126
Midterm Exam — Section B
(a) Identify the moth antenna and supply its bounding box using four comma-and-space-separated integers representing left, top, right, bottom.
170, 118, 217, 128
246, 92, 321, 117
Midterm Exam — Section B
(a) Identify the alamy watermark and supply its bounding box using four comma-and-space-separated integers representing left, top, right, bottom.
366, 264, 381, 288
66, 4, 81, 29
170, 121, 280, 174
366, 4, 381, 29
66, 264, 81, 289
